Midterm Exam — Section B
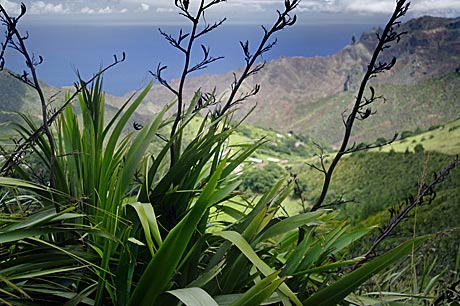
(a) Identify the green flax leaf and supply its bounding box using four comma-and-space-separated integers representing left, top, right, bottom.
166, 288, 219, 306
303, 235, 431, 306
215, 231, 302, 306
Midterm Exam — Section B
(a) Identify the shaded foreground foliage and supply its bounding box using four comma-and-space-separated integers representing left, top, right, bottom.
0, 1, 459, 305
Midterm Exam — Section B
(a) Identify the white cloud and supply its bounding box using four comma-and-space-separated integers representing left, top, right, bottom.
339, 0, 395, 14
0, 0, 21, 14
30, 1, 68, 14
140, 3, 149, 12
231, 0, 279, 4
81, 6, 95, 14
297, 0, 460, 17
80, 5, 125, 15
156, 7, 175, 13
249, 4, 266, 12
411, 0, 460, 16
1, 0, 458, 23
297, 0, 396, 14
97, 6, 112, 14
298, 1, 333, 12
222, 2, 267, 13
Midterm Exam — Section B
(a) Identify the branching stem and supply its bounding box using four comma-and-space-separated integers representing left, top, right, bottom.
311, 0, 410, 212
0, 4, 125, 182
360, 155, 459, 263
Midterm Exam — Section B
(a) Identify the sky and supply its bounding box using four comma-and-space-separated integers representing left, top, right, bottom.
1, 0, 460, 95
1, 0, 460, 25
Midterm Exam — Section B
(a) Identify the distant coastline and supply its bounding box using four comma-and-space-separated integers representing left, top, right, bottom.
5, 23, 380, 96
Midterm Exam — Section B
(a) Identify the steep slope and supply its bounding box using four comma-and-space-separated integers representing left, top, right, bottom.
288, 72, 460, 145
359, 16, 460, 83
134, 16, 460, 146
1, 16, 459, 147
0, 70, 44, 122
0, 69, 131, 127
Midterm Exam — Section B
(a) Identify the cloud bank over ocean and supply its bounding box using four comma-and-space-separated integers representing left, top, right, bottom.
1, 0, 459, 25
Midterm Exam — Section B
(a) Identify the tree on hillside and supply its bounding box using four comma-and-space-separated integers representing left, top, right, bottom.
240, 162, 287, 194
414, 143, 425, 154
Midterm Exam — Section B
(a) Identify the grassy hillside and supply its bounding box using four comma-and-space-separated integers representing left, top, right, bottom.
287, 71, 460, 146
0, 70, 39, 122
180, 114, 327, 162
291, 117, 460, 218
0, 69, 148, 140
297, 151, 459, 218
215, 111, 460, 222
290, 147, 460, 274
375, 117, 460, 155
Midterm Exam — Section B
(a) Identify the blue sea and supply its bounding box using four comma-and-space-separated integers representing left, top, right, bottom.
5, 23, 380, 96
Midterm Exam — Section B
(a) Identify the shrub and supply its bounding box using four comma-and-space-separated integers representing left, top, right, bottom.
401, 130, 414, 139
414, 143, 425, 154
240, 162, 287, 194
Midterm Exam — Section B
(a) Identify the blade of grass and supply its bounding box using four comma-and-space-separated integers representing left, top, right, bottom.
228, 272, 285, 306
302, 235, 431, 306
128, 159, 234, 306
215, 231, 302, 306
166, 287, 219, 306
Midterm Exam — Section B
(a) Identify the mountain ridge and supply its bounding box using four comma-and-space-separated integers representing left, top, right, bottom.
130, 15, 460, 146
1, 15, 459, 147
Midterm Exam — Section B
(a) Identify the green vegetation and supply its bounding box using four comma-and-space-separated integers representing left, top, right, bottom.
375, 117, 460, 155
287, 72, 460, 145
291, 149, 460, 287
0, 76, 430, 306
239, 162, 287, 194
1, 1, 459, 305
297, 150, 459, 219
229, 122, 326, 161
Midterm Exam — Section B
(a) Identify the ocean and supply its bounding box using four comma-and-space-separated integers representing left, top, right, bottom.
5, 23, 379, 96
